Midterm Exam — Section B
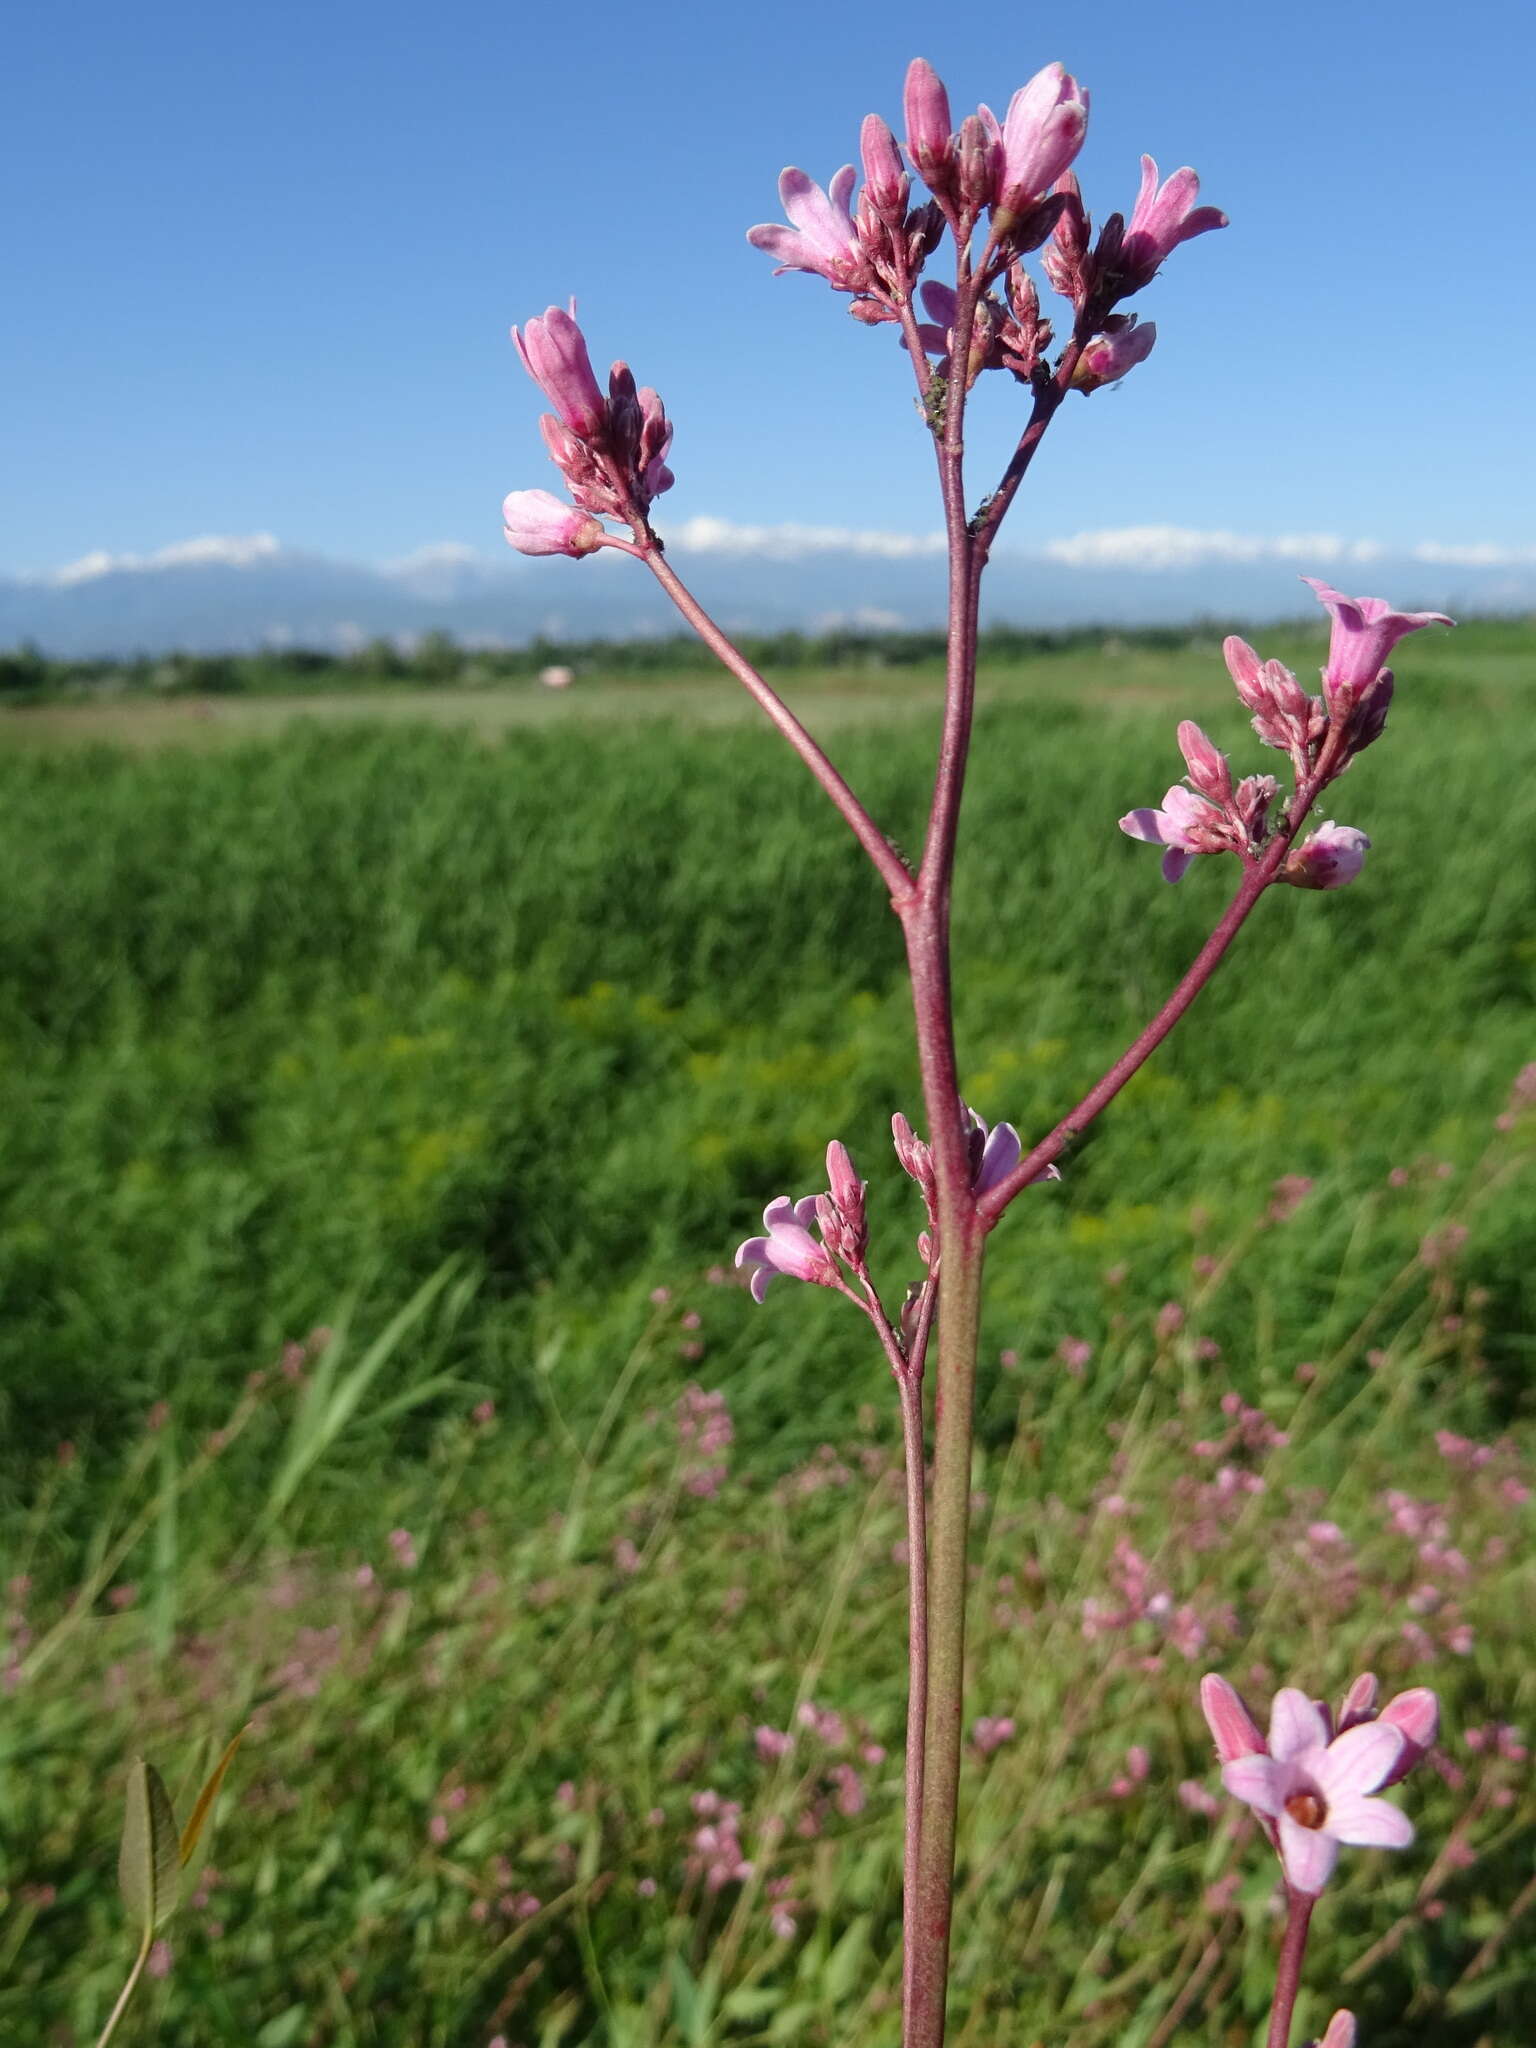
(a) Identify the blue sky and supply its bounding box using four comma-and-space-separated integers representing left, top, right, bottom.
5, 0, 1532, 579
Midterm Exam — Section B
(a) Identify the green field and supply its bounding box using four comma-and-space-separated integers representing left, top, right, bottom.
0, 626, 1532, 2045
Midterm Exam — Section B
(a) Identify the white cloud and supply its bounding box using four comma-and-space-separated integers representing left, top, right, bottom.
1410, 540, 1536, 567
668, 515, 946, 561
48, 533, 282, 586
1038, 526, 1394, 573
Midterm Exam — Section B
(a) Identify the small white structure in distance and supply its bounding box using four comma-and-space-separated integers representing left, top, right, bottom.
538, 664, 575, 690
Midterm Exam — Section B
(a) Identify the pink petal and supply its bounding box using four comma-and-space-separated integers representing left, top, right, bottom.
1158, 785, 1209, 833
747, 224, 813, 268
1161, 846, 1193, 884
1221, 1756, 1282, 1815
1325, 1794, 1414, 1851
1269, 1688, 1330, 1762
778, 169, 855, 260
1316, 1722, 1404, 1798
1120, 807, 1177, 846
1133, 153, 1158, 216
1278, 1812, 1340, 1894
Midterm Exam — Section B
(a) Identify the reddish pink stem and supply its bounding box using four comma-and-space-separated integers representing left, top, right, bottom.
1266, 1890, 1316, 2048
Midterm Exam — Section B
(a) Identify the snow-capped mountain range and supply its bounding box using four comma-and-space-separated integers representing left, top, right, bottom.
4, 521, 1532, 657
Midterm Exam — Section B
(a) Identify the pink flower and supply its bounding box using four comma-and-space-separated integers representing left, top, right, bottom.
735, 1195, 840, 1302
986, 63, 1089, 217
1118, 784, 1221, 883
1073, 318, 1155, 391
501, 489, 606, 559
1281, 822, 1370, 891
965, 1106, 1060, 1197
748, 167, 871, 291
512, 304, 606, 440
1118, 157, 1227, 288
1220, 1688, 1415, 1894
971, 1715, 1016, 1756
1303, 578, 1453, 694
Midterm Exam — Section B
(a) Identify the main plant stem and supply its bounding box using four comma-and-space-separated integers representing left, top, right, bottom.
903, 1158, 983, 2048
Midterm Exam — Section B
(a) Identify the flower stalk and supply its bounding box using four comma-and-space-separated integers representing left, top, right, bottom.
501, 53, 1452, 2048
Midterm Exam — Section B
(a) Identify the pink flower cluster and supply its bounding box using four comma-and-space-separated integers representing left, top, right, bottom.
674, 1383, 733, 1498
687, 1789, 754, 1892
502, 304, 674, 559
1202, 1672, 1437, 1895
747, 58, 1223, 403
1121, 577, 1451, 888
734, 1139, 868, 1302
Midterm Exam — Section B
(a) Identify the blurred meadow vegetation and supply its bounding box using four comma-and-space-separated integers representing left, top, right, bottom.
0, 620, 1532, 2046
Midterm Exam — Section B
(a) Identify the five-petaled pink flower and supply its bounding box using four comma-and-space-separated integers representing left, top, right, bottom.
1302, 578, 1453, 693
501, 489, 606, 559
512, 305, 607, 441
735, 1196, 839, 1302
748, 168, 871, 291
1118, 157, 1228, 286
1218, 1687, 1416, 1894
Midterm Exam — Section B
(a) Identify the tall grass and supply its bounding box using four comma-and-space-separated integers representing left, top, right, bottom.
0, 636, 1532, 2042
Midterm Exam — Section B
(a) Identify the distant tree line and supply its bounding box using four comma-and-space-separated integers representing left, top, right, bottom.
0, 609, 1515, 704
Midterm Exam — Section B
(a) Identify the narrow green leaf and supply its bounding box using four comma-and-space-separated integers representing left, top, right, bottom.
117, 1759, 180, 1936
179, 1728, 245, 1870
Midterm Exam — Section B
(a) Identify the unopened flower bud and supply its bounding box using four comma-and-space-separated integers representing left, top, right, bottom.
991, 62, 1088, 225
501, 489, 606, 559
823, 1141, 869, 1262
1336, 1672, 1380, 1732
1177, 719, 1232, 804
903, 59, 954, 189
1042, 173, 1090, 301
1310, 2014, 1356, 2048
1233, 773, 1277, 842
956, 112, 1000, 213
512, 305, 607, 441
859, 114, 908, 216
1378, 1686, 1440, 1784
892, 1113, 934, 1193
1281, 822, 1370, 891
1200, 1673, 1266, 1763
1072, 318, 1156, 391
